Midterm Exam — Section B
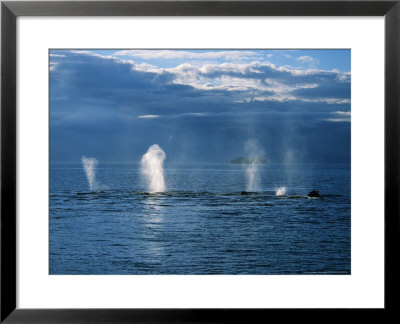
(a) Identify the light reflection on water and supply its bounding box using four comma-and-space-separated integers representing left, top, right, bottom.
142, 195, 165, 259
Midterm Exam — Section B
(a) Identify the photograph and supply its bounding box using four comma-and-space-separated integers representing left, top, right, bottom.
49, 49, 351, 275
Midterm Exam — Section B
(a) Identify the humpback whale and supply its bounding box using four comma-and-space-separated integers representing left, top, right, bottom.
307, 190, 320, 198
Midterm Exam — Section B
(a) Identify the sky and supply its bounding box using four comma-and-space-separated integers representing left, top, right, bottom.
49, 49, 350, 164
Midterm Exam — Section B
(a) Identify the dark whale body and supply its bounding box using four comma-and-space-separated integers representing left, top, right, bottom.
307, 190, 320, 198
241, 191, 255, 195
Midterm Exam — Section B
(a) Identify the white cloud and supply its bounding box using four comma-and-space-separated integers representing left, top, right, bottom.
138, 115, 160, 119
138, 113, 206, 119
335, 73, 351, 82
49, 63, 58, 71
253, 94, 298, 103
175, 75, 268, 92
326, 111, 351, 122
296, 55, 314, 63
185, 113, 206, 116
323, 99, 351, 104
333, 111, 351, 116
114, 50, 260, 61
159, 61, 350, 104
325, 118, 351, 122
63, 50, 350, 105
50, 54, 66, 58
69, 50, 136, 66
133, 63, 163, 73
252, 96, 350, 105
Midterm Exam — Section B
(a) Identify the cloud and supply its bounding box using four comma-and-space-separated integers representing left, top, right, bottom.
67, 50, 137, 66
138, 115, 160, 119
325, 111, 351, 122
50, 50, 351, 112
333, 111, 351, 116
159, 61, 350, 103
252, 95, 350, 105
335, 73, 351, 82
296, 55, 314, 63
49, 49, 351, 164
326, 118, 351, 122
56, 50, 350, 105
138, 112, 206, 119
185, 112, 206, 116
114, 50, 261, 61
295, 55, 320, 69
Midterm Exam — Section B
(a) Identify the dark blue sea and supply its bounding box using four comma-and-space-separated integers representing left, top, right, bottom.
49, 163, 350, 275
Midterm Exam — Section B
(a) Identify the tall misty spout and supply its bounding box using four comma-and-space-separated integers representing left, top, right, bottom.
81, 156, 98, 192
141, 144, 166, 193
245, 139, 264, 192
246, 162, 258, 192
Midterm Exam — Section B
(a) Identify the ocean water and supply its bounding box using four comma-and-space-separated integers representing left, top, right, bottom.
49, 163, 350, 275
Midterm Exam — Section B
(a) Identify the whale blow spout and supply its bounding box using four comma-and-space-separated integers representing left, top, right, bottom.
81, 156, 98, 192
141, 144, 166, 193
244, 139, 265, 192
276, 187, 286, 196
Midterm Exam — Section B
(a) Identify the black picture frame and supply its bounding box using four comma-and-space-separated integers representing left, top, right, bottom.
1, 0, 399, 322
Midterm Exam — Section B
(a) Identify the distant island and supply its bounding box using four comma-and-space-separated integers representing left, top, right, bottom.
230, 157, 268, 164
